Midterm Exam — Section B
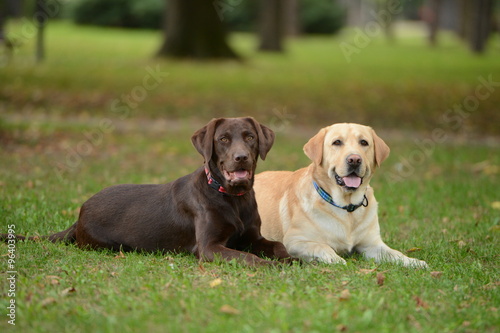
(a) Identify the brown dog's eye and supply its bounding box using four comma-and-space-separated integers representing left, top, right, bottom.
360, 140, 369, 146
332, 140, 342, 146
220, 137, 229, 143
246, 135, 255, 141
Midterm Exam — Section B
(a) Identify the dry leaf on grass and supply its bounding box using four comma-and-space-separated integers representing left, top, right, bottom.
376, 272, 385, 286
407, 247, 422, 253
61, 287, 76, 296
40, 297, 56, 308
114, 251, 126, 259
430, 271, 443, 278
359, 268, 377, 274
339, 289, 351, 301
220, 304, 240, 315
414, 296, 429, 309
209, 278, 223, 288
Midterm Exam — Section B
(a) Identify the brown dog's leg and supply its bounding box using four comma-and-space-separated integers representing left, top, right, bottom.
249, 238, 291, 260
198, 244, 280, 266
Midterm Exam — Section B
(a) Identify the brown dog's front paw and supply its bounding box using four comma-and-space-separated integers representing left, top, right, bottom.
278, 256, 303, 265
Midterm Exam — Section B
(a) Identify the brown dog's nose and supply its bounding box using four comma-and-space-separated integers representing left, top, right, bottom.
346, 154, 362, 167
234, 154, 249, 162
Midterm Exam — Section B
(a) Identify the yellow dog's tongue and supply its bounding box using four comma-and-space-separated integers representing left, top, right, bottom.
343, 175, 362, 188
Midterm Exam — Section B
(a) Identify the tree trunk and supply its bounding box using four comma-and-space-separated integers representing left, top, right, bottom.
35, 0, 47, 63
469, 0, 493, 54
0, 1, 6, 43
427, 0, 442, 47
156, 0, 238, 59
258, 0, 283, 52
283, 0, 300, 37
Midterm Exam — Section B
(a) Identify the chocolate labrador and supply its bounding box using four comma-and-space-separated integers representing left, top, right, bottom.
4, 117, 292, 266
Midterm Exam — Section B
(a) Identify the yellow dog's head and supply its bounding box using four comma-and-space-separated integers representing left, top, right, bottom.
304, 123, 390, 192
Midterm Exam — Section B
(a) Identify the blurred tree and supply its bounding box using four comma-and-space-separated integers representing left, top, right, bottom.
301, 0, 345, 35
423, 0, 442, 46
156, 0, 238, 59
0, 1, 6, 44
71, 0, 163, 29
258, 0, 284, 52
35, 0, 47, 63
457, 0, 494, 54
284, 0, 300, 36
468, 0, 494, 53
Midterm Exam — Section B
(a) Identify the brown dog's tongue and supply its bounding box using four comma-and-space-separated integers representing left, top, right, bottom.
343, 175, 361, 188
232, 170, 249, 179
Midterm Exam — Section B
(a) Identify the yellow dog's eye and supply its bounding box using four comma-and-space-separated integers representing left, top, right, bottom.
360, 140, 369, 146
332, 140, 342, 146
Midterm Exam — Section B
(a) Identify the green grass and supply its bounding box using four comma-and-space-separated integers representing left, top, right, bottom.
1, 119, 498, 333
1, 20, 499, 332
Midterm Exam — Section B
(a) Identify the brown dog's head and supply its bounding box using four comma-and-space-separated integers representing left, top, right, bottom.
303, 123, 390, 193
192, 117, 275, 195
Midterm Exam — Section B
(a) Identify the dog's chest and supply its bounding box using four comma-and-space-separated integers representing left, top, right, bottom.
311, 206, 364, 254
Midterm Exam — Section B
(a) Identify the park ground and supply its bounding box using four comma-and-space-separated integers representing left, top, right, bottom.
0, 21, 499, 332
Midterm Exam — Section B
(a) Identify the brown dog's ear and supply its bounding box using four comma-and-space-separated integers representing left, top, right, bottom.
371, 129, 390, 167
191, 118, 223, 163
303, 128, 326, 165
247, 117, 275, 160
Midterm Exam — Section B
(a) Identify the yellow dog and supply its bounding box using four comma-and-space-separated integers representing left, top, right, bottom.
255, 123, 427, 267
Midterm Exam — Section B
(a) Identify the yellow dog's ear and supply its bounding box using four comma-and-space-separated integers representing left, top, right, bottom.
303, 128, 326, 165
371, 129, 390, 167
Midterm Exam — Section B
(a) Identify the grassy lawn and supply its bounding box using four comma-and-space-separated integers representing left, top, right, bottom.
1, 21, 499, 332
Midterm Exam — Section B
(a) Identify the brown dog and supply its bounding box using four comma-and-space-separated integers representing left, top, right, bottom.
4, 117, 292, 266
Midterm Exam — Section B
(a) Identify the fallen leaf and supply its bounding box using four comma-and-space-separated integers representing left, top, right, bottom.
220, 304, 240, 315
339, 289, 351, 301
336, 324, 348, 332
457, 240, 466, 248
209, 278, 223, 288
61, 287, 76, 296
40, 297, 56, 308
489, 225, 500, 232
407, 247, 422, 253
407, 314, 422, 330
359, 268, 377, 274
46, 275, 61, 285
491, 201, 500, 210
430, 271, 443, 279
376, 272, 385, 286
114, 251, 126, 259
483, 281, 500, 290
414, 296, 428, 309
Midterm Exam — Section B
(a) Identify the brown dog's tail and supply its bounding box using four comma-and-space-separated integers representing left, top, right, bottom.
1, 223, 77, 244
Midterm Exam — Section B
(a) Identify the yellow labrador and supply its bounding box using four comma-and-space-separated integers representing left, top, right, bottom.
255, 123, 427, 267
